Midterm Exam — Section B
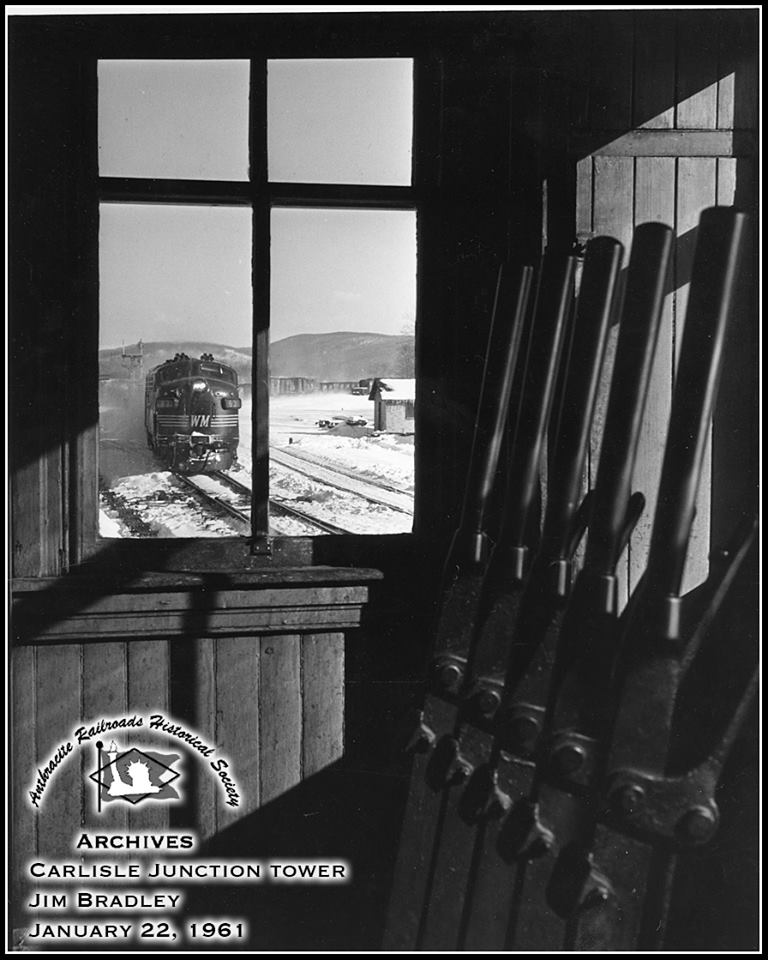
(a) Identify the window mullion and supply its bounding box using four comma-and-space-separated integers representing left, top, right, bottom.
250, 57, 271, 541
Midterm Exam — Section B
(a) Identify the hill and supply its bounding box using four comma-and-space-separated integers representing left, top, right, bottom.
99, 341, 253, 382
269, 332, 414, 381
100, 332, 414, 383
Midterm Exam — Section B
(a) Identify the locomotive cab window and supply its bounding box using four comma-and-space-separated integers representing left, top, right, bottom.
97, 57, 416, 540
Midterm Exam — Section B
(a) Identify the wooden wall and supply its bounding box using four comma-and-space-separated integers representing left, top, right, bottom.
11, 628, 346, 933
564, 10, 758, 604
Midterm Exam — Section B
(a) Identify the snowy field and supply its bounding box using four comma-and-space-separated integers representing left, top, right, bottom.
98, 388, 414, 537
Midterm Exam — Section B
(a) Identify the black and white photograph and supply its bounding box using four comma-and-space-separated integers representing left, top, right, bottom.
8, 5, 759, 952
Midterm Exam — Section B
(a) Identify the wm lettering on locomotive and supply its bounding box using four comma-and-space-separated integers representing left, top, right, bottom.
191, 415, 211, 428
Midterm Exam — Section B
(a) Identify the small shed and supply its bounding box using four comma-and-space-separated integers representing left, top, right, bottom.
368, 378, 416, 434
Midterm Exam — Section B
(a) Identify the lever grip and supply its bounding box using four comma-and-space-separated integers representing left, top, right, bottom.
584, 221, 673, 576
645, 207, 747, 598
500, 253, 576, 554
460, 263, 533, 552
544, 237, 623, 561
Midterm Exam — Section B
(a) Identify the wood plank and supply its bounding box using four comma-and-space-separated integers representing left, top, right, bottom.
259, 634, 302, 806
194, 638, 218, 839
676, 11, 719, 129
74, 424, 99, 566
216, 636, 260, 827
35, 645, 82, 859
717, 12, 758, 130
634, 11, 675, 129
11, 459, 45, 578
675, 157, 717, 595
588, 11, 634, 132
14, 583, 371, 609
592, 157, 634, 255
17, 602, 370, 643
630, 157, 675, 592
12, 567, 382, 591
82, 641, 128, 829
44, 444, 65, 576
717, 62, 735, 131
128, 640, 171, 832
570, 129, 753, 158
10, 647, 37, 935
717, 157, 737, 206
301, 633, 344, 777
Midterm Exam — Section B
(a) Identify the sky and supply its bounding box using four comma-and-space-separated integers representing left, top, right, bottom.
98, 59, 416, 348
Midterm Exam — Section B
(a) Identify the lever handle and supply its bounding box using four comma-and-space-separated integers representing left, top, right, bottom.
544, 237, 623, 561
645, 207, 747, 599
584, 222, 673, 577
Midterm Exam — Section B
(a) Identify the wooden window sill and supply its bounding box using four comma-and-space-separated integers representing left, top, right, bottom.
11, 567, 382, 644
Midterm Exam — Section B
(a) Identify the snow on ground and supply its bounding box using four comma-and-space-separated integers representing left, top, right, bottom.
281, 432, 414, 494
264, 393, 414, 493
270, 464, 412, 535
102, 472, 237, 538
98, 510, 124, 538
98, 390, 415, 538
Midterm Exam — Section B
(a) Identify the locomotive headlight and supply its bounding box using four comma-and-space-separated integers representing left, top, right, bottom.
191, 380, 207, 391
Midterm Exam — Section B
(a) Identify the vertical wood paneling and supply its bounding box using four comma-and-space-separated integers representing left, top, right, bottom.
82, 642, 128, 829
634, 12, 675, 129
717, 158, 737, 205
718, 13, 758, 130
194, 638, 218, 839
588, 12, 634, 131
259, 635, 302, 806
630, 157, 675, 591
302, 633, 344, 777
12, 459, 53, 578
36, 645, 82, 858
592, 157, 634, 255
675, 157, 717, 595
676, 12, 719, 129
128, 640, 170, 832
590, 157, 634, 604
11, 647, 36, 933
716, 68, 734, 130
216, 636, 260, 826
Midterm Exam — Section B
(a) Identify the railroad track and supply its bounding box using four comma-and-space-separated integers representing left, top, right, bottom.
172, 471, 251, 530
173, 470, 355, 536
270, 443, 415, 503
270, 447, 413, 515
268, 498, 351, 535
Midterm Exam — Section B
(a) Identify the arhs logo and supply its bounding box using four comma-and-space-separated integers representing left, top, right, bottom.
89, 740, 182, 810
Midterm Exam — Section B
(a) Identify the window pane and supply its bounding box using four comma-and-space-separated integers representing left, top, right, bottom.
99, 203, 252, 539
99, 60, 249, 180
268, 59, 413, 185
270, 208, 416, 535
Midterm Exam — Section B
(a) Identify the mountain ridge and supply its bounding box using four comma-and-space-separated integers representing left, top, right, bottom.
99, 331, 414, 382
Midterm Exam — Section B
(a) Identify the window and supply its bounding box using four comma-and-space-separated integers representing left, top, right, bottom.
98, 58, 417, 542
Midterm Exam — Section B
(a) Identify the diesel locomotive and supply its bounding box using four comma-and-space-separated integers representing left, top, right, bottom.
145, 353, 242, 473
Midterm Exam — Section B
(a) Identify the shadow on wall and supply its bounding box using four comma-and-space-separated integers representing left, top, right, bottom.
179, 760, 410, 951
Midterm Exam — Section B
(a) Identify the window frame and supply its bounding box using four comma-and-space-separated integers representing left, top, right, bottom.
86, 51, 428, 568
